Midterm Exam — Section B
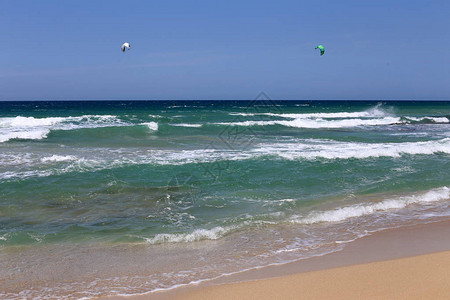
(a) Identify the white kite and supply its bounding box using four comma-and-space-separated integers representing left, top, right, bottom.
121, 42, 131, 52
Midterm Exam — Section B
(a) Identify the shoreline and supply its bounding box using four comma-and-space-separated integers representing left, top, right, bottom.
101, 219, 450, 299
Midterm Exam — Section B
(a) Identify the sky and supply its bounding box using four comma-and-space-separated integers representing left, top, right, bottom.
1, 0, 449, 100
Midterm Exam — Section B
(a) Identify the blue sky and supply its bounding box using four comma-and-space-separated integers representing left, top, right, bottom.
1, 0, 449, 100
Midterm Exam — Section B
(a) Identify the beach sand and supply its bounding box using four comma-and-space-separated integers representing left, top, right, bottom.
102, 220, 450, 300
172, 251, 450, 300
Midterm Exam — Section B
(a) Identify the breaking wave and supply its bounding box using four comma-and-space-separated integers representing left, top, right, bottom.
256, 138, 450, 160
214, 117, 400, 128
143, 186, 450, 244
0, 115, 129, 142
226, 105, 449, 128
0, 128, 50, 142
1, 138, 450, 181
229, 104, 389, 120
144, 226, 232, 244
169, 123, 203, 128
141, 122, 159, 131
292, 187, 450, 224
41, 155, 77, 163
404, 116, 449, 123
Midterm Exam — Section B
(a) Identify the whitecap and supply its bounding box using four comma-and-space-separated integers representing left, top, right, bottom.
291, 187, 450, 224
169, 123, 203, 128
41, 155, 77, 163
144, 226, 231, 244
0, 128, 50, 143
214, 117, 401, 128
255, 138, 450, 160
141, 122, 159, 131
0, 115, 129, 143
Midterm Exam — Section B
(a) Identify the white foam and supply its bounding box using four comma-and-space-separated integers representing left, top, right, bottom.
2, 137, 450, 182
216, 117, 401, 129
228, 112, 258, 117
0, 115, 121, 129
0, 116, 65, 127
405, 116, 449, 123
0, 169, 54, 180
226, 106, 448, 128
0, 128, 50, 142
0, 153, 35, 166
144, 226, 231, 244
430, 117, 449, 123
263, 111, 386, 119
229, 112, 374, 118
255, 138, 450, 160
41, 155, 77, 163
292, 187, 450, 224
169, 123, 203, 128
0, 115, 128, 142
141, 122, 159, 131
229, 104, 388, 120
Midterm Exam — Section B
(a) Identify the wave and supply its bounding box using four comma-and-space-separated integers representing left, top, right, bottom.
229, 104, 389, 120
256, 138, 450, 160
291, 187, 450, 224
140, 122, 159, 131
169, 123, 203, 128
214, 117, 401, 128
229, 111, 387, 119
41, 155, 77, 163
404, 116, 449, 123
0, 115, 122, 128
0, 115, 130, 142
2, 138, 450, 181
226, 105, 449, 128
144, 226, 232, 244
138, 186, 450, 244
222, 116, 450, 128
0, 153, 35, 166
0, 128, 50, 142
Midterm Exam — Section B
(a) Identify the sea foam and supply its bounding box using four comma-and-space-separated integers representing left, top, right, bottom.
292, 187, 450, 224
0, 129, 50, 143
169, 123, 203, 128
256, 138, 450, 160
229, 104, 389, 120
0, 115, 129, 142
215, 117, 400, 128
141, 122, 159, 131
41, 155, 77, 163
144, 226, 231, 244
2, 138, 450, 182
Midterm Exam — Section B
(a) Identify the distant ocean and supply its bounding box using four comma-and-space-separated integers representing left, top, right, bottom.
1, 99, 449, 298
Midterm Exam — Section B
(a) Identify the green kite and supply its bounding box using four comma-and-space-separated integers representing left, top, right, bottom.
315, 45, 325, 56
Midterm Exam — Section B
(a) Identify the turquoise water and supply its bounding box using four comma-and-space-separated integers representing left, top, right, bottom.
1, 100, 449, 298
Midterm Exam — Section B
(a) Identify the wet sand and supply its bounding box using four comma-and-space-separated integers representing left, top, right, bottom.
101, 220, 450, 300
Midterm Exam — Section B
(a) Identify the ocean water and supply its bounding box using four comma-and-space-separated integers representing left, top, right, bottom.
1, 100, 449, 298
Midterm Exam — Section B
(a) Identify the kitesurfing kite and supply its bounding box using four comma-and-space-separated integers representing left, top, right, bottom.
121, 42, 131, 52
315, 45, 325, 56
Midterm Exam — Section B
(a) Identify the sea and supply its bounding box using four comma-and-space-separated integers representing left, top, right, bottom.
1, 99, 449, 299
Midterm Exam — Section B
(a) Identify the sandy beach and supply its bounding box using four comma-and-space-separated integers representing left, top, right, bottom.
103, 220, 450, 300
172, 251, 450, 300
